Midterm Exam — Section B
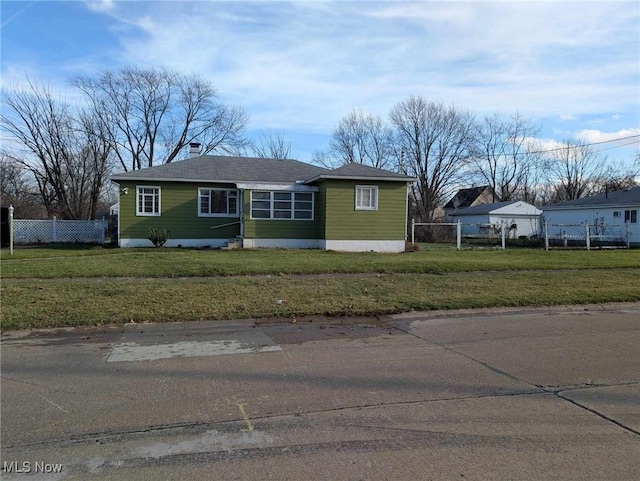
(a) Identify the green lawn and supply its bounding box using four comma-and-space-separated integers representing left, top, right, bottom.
2, 244, 639, 278
1, 245, 639, 330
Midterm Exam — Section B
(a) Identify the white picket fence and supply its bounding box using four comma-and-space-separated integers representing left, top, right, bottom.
13, 217, 106, 244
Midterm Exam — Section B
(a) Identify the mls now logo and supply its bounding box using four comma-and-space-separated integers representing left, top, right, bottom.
2, 461, 64, 474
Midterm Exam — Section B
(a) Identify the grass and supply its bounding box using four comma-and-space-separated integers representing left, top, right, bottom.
1, 245, 639, 330
2, 244, 640, 278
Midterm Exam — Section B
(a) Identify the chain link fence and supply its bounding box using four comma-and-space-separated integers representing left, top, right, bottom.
411, 220, 631, 250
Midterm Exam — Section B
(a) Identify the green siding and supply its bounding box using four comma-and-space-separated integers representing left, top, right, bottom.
242, 193, 320, 239
320, 180, 407, 240
118, 179, 408, 243
118, 181, 240, 240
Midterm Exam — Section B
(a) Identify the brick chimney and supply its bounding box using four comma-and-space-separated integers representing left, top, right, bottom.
189, 142, 201, 158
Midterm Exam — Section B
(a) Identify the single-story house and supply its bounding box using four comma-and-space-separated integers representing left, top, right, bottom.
449, 201, 542, 238
110, 155, 415, 252
444, 185, 498, 219
542, 187, 640, 247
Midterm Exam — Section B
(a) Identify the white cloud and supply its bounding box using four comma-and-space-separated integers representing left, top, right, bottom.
85, 0, 116, 14
2, 0, 638, 162
575, 128, 640, 147
90, 1, 635, 133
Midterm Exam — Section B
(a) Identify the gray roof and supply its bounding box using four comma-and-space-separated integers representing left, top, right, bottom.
444, 185, 496, 209
111, 156, 414, 184
305, 162, 415, 183
111, 156, 328, 184
450, 201, 520, 216
543, 186, 640, 210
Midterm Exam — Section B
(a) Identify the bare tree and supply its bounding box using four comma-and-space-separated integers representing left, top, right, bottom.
390, 97, 476, 222
472, 112, 541, 202
0, 153, 45, 218
543, 139, 607, 202
1, 80, 111, 219
314, 109, 394, 169
72, 67, 249, 171
251, 131, 292, 159
594, 157, 639, 193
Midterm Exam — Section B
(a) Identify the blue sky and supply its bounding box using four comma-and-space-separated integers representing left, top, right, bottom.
2, 0, 639, 166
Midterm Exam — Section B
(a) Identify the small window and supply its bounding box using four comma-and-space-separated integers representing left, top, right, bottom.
136, 186, 160, 216
613, 211, 620, 217
624, 209, 637, 224
198, 188, 238, 217
355, 185, 378, 211
251, 191, 272, 219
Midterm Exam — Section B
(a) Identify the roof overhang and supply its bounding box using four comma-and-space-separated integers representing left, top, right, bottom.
111, 177, 320, 192
543, 203, 640, 211
236, 182, 319, 192
304, 174, 416, 184
110, 176, 238, 183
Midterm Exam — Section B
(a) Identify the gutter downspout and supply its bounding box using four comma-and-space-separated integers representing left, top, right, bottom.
239, 189, 245, 246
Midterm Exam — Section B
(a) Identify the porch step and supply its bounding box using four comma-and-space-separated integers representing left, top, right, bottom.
221, 238, 241, 250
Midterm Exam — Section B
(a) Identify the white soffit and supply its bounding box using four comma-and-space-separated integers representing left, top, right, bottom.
236, 183, 318, 192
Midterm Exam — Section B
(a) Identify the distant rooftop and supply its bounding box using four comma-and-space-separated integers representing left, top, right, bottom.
444, 185, 497, 210
543, 186, 640, 209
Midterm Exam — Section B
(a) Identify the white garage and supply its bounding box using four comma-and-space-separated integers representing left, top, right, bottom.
450, 201, 542, 239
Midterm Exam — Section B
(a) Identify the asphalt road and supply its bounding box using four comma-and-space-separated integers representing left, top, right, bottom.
1, 304, 639, 480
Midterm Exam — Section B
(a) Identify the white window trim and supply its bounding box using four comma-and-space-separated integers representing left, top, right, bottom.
136, 185, 161, 217
624, 209, 638, 224
355, 185, 378, 211
250, 191, 314, 220
197, 188, 239, 217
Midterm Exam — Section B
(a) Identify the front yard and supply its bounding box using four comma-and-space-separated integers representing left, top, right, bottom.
1, 245, 639, 330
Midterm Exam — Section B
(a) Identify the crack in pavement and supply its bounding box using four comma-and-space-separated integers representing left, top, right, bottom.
387, 322, 640, 438
2, 390, 545, 450
554, 390, 640, 437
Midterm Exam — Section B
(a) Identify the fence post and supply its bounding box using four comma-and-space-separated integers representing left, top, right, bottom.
411, 218, 415, 245
627, 223, 631, 249
52, 215, 57, 242
585, 223, 590, 251
101, 216, 106, 245
8, 205, 14, 255
544, 221, 549, 251
456, 220, 461, 250
500, 221, 506, 250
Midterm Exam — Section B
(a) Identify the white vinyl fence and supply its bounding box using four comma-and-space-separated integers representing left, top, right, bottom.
13, 216, 106, 245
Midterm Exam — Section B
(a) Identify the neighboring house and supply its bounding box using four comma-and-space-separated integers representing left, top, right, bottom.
444, 185, 498, 219
110, 155, 415, 252
450, 201, 542, 238
109, 203, 119, 216
542, 186, 640, 247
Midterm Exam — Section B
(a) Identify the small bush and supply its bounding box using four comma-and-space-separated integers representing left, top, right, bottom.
147, 227, 170, 248
404, 241, 420, 252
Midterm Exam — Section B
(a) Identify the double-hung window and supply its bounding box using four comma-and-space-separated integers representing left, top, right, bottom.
198, 188, 238, 217
250, 191, 313, 220
136, 186, 160, 216
355, 185, 378, 210
624, 209, 637, 224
